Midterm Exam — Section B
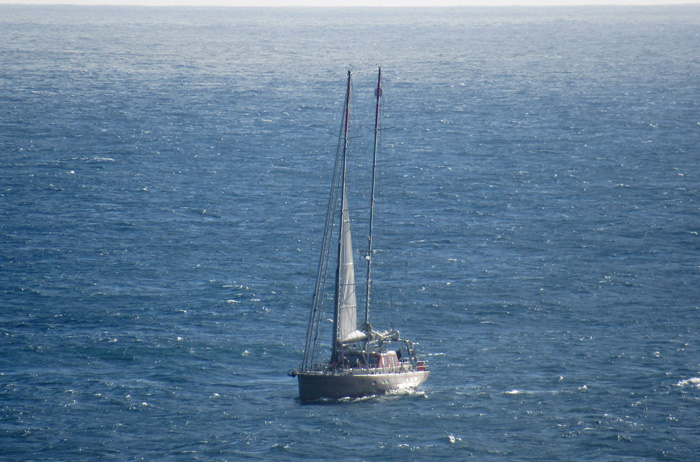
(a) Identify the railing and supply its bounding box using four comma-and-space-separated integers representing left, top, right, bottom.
300, 360, 428, 375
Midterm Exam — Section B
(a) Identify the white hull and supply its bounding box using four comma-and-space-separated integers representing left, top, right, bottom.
297, 369, 429, 402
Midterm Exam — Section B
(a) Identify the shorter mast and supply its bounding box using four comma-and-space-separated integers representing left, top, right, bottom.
364, 67, 381, 330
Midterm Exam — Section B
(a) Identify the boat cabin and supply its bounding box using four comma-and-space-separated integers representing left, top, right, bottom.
337, 350, 401, 369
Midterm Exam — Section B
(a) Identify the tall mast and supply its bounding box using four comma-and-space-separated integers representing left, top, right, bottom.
332, 70, 352, 360
364, 67, 381, 329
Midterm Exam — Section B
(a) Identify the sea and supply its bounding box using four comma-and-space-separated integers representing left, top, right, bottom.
1, 4, 699, 461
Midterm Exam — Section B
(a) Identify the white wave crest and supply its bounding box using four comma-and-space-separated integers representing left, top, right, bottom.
676, 377, 700, 388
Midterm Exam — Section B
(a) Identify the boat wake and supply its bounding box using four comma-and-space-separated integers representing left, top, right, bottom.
299, 394, 379, 405
299, 387, 428, 405
387, 386, 428, 397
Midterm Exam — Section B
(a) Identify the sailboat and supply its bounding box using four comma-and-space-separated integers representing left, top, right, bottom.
289, 68, 429, 402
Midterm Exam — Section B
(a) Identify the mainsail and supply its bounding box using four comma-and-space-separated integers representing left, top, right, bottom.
332, 70, 366, 348
337, 186, 366, 345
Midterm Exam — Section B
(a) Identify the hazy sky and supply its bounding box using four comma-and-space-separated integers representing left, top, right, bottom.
1, 0, 698, 5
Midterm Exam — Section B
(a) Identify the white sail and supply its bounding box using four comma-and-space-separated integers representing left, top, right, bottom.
337, 185, 366, 345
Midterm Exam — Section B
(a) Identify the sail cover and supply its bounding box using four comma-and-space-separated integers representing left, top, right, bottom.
337, 187, 367, 345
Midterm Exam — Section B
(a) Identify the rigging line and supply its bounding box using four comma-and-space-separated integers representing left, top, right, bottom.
303, 77, 349, 370
310, 147, 346, 366
304, 168, 337, 365
311, 116, 347, 365
332, 70, 352, 360
308, 172, 340, 366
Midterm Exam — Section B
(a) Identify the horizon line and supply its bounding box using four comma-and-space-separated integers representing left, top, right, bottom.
1, 1, 698, 7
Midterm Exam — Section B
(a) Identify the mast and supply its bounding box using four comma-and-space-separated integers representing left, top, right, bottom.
332, 70, 352, 360
364, 67, 381, 329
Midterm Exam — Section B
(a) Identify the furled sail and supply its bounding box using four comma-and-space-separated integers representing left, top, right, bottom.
337, 185, 366, 345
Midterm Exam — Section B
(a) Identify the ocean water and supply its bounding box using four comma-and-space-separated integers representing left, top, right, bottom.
2, 4, 700, 460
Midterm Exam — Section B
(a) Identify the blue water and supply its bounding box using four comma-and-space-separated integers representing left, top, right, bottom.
2, 5, 700, 460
